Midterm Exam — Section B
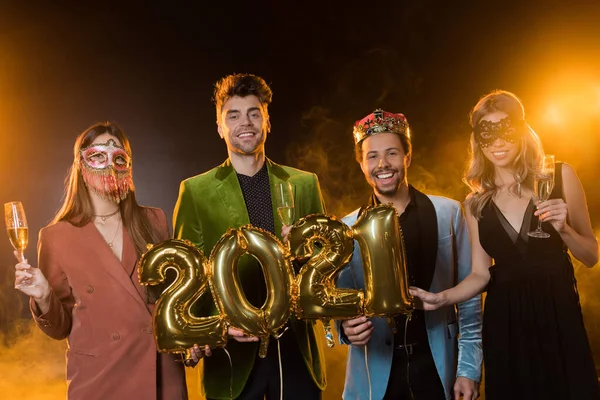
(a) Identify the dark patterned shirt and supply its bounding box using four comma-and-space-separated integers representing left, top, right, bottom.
237, 162, 275, 234
236, 162, 274, 306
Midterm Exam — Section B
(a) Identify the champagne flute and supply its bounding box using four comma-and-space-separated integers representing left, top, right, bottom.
5, 201, 32, 287
5, 201, 28, 261
528, 154, 555, 239
275, 182, 295, 226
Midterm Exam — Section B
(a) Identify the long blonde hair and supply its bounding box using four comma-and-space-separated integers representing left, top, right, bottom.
464, 90, 545, 218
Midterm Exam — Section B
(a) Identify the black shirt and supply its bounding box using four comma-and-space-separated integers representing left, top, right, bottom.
237, 163, 275, 234
236, 162, 275, 306
367, 186, 429, 345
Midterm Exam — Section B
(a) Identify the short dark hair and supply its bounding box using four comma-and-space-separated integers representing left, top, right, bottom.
213, 73, 273, 122
354, 134, 412, 163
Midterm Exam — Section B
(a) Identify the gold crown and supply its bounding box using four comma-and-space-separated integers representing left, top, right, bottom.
353, 109, 410, 144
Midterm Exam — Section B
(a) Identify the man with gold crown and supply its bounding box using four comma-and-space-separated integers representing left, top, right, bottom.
335, 110, 483, 400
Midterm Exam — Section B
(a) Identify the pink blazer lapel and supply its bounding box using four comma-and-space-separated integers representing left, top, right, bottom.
83, 223, 149, 312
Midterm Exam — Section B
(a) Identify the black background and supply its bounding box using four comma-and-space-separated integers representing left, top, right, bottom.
1, 1, 599, 398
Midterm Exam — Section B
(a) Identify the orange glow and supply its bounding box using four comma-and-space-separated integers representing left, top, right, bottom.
531, 70, 600, 138
0, 322, 346, 400
543, 104, 564, 126
527, 70, 600, 187
0, 324, 66, 400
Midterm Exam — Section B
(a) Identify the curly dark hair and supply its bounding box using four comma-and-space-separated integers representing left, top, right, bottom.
213, 73, 273, 122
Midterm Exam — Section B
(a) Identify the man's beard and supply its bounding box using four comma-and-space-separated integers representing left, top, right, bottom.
372, 168, 405, 196
233, 130, 265, 154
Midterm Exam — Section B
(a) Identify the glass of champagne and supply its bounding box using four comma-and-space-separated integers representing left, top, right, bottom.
275, 182, 295, 226
5, 201, 28, 261
5, 201, 33, 287
528, 154, 555, 239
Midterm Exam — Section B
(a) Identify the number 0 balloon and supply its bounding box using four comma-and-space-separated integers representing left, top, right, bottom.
210, 226, 294, 358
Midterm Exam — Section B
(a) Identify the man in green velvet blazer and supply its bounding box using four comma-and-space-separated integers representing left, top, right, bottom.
173, 73, 327, 400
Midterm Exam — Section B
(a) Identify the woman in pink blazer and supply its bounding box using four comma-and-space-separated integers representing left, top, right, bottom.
14, 122, 188, 400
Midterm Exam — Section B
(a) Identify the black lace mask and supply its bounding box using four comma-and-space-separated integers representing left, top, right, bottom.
474, 117, 524, 148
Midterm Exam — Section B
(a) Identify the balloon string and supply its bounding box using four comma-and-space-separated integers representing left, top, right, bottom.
278, 338, 284, 400
404, 316, 414, 400
224, 347, 233, 400
272, 326, 289, 400
364, 345, 372, 400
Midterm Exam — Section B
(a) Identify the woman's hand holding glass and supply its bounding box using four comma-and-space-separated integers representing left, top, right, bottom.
534, 198, 569, 233
528, 155, 556, 238
6, 201, 52, 307
14, 252, 51, 303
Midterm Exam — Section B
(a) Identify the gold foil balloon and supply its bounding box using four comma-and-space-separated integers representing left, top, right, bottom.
138, 239, 228, 353
209, 226, 294, 358
352, 204, 413, 317
289, 214, 363, 346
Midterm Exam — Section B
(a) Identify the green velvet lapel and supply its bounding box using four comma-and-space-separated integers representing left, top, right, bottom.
213, 157, 296, 241
214, 159, 251, 232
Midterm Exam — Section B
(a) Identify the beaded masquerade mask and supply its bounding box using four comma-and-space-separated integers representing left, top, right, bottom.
474, 117, 524, 148
79, 139, 133, 203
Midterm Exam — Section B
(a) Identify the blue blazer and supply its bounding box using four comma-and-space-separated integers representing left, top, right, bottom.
336, 191, 483, 400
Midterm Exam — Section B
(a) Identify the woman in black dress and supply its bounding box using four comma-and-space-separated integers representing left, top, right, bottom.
410, 90, 599, 399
